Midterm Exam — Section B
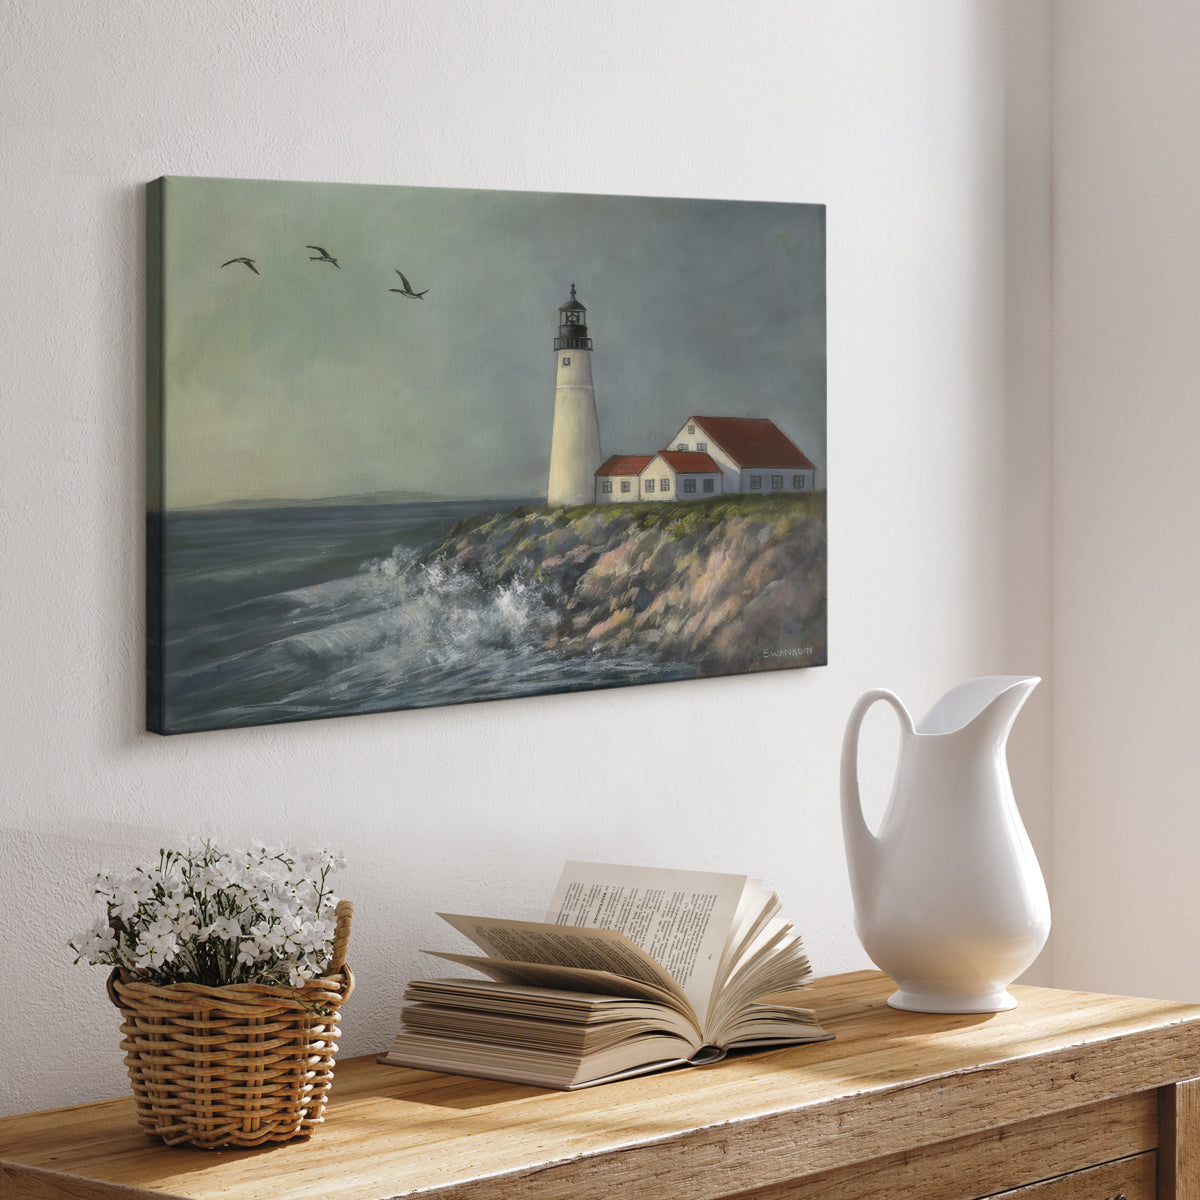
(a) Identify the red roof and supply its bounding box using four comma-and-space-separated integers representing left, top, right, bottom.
596, 454, 654, 477
688, 417, 814, 470
655, 450, 722, 474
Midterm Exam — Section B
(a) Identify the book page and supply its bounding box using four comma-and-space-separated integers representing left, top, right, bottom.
436, 914, 684, 998
421, 953, 692, 1014
546, 862, 756, 1022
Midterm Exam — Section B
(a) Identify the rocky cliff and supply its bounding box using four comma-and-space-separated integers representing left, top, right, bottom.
426, 493, 827, 675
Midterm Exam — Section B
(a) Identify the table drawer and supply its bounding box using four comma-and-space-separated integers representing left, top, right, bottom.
732, 1093, 1157, 1200
987, 1150, 1155, 1199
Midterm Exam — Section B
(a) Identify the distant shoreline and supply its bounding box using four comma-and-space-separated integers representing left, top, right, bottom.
158, 492, 542, 514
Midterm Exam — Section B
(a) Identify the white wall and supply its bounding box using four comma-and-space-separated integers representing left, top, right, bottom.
1052, 2, 1200, 1001
0, 1, 1053, 1117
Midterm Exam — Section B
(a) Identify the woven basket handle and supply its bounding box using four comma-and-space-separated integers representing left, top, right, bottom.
328, 899, 353, 972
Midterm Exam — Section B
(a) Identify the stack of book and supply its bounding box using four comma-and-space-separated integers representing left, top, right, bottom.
381, 861, 833, 1090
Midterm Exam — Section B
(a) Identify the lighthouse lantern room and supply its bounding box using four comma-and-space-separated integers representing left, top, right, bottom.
554, 284, 593, 350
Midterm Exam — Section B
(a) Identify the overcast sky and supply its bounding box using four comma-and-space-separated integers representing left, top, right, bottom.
158, 176, 825, 508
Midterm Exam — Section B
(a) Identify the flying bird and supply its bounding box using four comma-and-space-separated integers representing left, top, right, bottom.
389, 269, 428, 299
307, 245, 340, 268
221, 257, 259, 274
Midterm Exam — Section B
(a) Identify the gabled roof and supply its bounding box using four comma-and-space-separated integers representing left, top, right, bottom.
654, 450, 722, 474
688, 417, 815, 470
596, 454, 654, 477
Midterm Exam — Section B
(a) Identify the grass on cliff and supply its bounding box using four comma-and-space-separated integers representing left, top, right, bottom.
624, 491, 823, 531
561, 491, 826, 542
441, 491, 825, 551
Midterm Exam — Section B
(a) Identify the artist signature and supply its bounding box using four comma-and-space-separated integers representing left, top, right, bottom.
761, 645, 814, 659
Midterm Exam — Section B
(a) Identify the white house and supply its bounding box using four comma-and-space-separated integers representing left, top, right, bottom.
666, 416, 817, 495
594, 450, 723, 503
594, 418, 815, 504
639, 450, 723, 501
594, 454, 654, 503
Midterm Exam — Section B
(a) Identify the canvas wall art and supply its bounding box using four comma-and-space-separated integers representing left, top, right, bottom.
146, 176, 826, 734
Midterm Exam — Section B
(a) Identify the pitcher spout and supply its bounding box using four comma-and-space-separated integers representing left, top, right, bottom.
917, 675, 1039, 745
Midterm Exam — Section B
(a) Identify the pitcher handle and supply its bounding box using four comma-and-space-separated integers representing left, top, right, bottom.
840, 689, 915, 860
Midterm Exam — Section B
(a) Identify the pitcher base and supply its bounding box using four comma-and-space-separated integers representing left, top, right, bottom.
887, 987, 1018, 1014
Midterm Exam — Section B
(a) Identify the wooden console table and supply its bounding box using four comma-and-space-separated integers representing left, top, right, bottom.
3, 971, 1200, 1200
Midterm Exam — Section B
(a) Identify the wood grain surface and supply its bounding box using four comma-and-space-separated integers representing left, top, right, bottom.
3, 971, 1199, 1200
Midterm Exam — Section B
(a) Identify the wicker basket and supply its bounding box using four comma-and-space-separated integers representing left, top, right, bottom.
106, 899, 354, 1149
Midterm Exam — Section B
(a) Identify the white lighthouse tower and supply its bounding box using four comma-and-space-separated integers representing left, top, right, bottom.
547, 284, 602, 506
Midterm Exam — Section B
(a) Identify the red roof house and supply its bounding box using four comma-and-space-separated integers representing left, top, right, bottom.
667, 416, 817, 494
593, 418, 817, 503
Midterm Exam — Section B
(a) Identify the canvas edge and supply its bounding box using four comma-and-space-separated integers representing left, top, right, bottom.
145, 177, 168, 735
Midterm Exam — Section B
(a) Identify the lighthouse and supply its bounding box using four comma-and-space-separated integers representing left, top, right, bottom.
547, 284, 602, 506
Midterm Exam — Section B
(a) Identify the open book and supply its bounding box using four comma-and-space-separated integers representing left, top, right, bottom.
379, 862, 833, 1089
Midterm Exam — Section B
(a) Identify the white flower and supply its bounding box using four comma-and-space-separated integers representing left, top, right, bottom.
250, 922, 286, 952
88, 868, 115, 897
173, 911, 201, 939
134, 934, 176, 969
70, 919, 118, 965
139, 918, 179, 959
108, 871, 154, 920
246, 843, 285, 868
72, 839, 343, 988
200, 858, 240, 892
236, 939, 262, 966
300, 846, 346, 875
261, 894, 298, 921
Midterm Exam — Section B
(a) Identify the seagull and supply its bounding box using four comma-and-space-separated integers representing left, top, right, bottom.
389, 269, 428, 299
221, 257, 259, 274
307, 245, 340, 268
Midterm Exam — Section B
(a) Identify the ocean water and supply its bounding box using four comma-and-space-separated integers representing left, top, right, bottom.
150, 499, 696, 733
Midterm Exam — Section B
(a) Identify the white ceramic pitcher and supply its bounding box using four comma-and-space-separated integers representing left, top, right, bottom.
840, 676, 1050, 1013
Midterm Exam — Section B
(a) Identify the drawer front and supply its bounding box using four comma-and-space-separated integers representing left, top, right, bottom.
728, 1094, 1157, 1200
986, 1151, 1155, 1200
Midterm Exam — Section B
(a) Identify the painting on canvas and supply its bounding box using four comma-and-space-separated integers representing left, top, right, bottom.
146, 177, 826, 733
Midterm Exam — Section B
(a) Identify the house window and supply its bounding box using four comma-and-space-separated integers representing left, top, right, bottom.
602, 480, 612, 493
621, 480, 631, 493
684, 478, 697, 494
750, 475, 762, 490
644, 478, 655, 493
793, 474, 805, 489
696, 441, 707, 452
660, 477, 670, 491
771, 475, 783, 490
562, 356, 571, 366
677, 443, 687, 451
703, 478, 715, 493
687, 423, 695, 434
